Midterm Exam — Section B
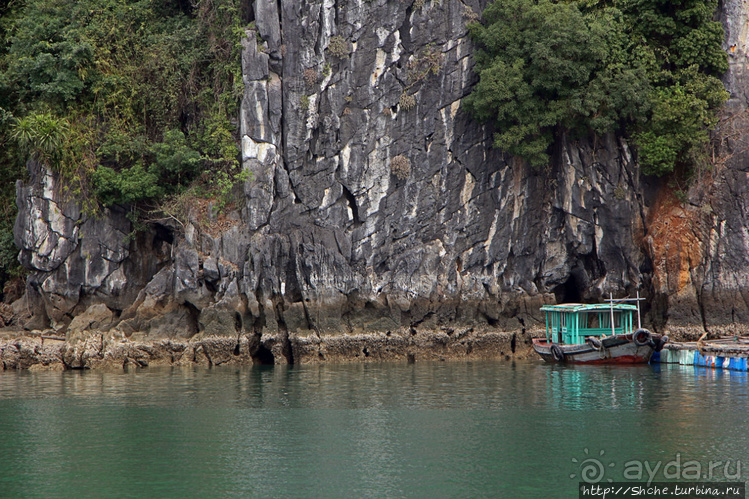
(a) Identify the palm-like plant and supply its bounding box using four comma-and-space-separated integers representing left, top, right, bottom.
11, 112, 70, 165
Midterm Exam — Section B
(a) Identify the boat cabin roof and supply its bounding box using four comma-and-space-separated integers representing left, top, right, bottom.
540, 303, 637, 313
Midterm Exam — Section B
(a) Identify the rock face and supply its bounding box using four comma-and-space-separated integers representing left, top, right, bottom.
11, 0, 749, 365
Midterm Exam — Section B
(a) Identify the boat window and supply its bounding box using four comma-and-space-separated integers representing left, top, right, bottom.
613, 312, 621, 328
586, 313, 600, 329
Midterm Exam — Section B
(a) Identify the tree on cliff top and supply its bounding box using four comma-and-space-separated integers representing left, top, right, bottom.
1, 0, 246, 206
0, 0, 249, 298
466, 0, 728, 176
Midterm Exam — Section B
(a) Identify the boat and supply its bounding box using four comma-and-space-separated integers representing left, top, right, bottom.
532, 295, 668, 364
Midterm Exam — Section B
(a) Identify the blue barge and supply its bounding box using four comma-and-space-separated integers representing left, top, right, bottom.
654, 338, 749, 372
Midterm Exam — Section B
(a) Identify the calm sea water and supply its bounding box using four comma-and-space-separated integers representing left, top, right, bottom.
0, 361, 746, 498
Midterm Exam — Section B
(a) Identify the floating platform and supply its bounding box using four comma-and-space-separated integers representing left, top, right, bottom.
653, 337, 749, 371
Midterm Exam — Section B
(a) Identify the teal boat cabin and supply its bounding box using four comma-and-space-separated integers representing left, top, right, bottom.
540, 303, 639, 345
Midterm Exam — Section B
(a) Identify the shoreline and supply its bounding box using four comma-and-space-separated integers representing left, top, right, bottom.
0, 326, 540, 371
0, 324, 715, 371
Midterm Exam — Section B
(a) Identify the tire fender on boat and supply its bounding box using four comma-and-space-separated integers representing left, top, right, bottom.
654, 335, 669, 352
633, 329, 651, 347
586, 337, 603, 351
550, 344, 565, 362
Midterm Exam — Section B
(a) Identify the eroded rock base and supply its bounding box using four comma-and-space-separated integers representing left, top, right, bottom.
0, 327, 539, 370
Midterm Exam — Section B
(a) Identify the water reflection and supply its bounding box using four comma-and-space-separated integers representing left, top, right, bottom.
542, 364, 658, 410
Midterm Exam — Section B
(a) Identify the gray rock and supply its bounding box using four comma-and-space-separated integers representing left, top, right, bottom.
11, 0, 749, 349
67, 304, 115, 337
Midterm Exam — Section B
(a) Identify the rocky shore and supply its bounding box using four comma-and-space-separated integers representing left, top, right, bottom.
0, 323, 723, 371
0, 326, 538, 371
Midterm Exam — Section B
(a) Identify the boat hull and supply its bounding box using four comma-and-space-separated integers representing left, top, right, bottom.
532, 334, 664, 364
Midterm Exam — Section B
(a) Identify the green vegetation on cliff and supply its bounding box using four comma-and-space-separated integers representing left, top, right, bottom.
466, 0, 729, 175
0, 0, 248, 296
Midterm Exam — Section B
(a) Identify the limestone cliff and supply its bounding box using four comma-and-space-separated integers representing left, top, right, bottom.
9, 0, 749, 365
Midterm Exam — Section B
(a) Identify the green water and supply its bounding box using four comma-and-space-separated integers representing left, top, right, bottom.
0, 362, 746, 498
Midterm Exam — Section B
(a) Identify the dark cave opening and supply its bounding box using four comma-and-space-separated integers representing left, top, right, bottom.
553, 274, 582, 303
252, 344, 275, 365
153, 222, 175, 246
